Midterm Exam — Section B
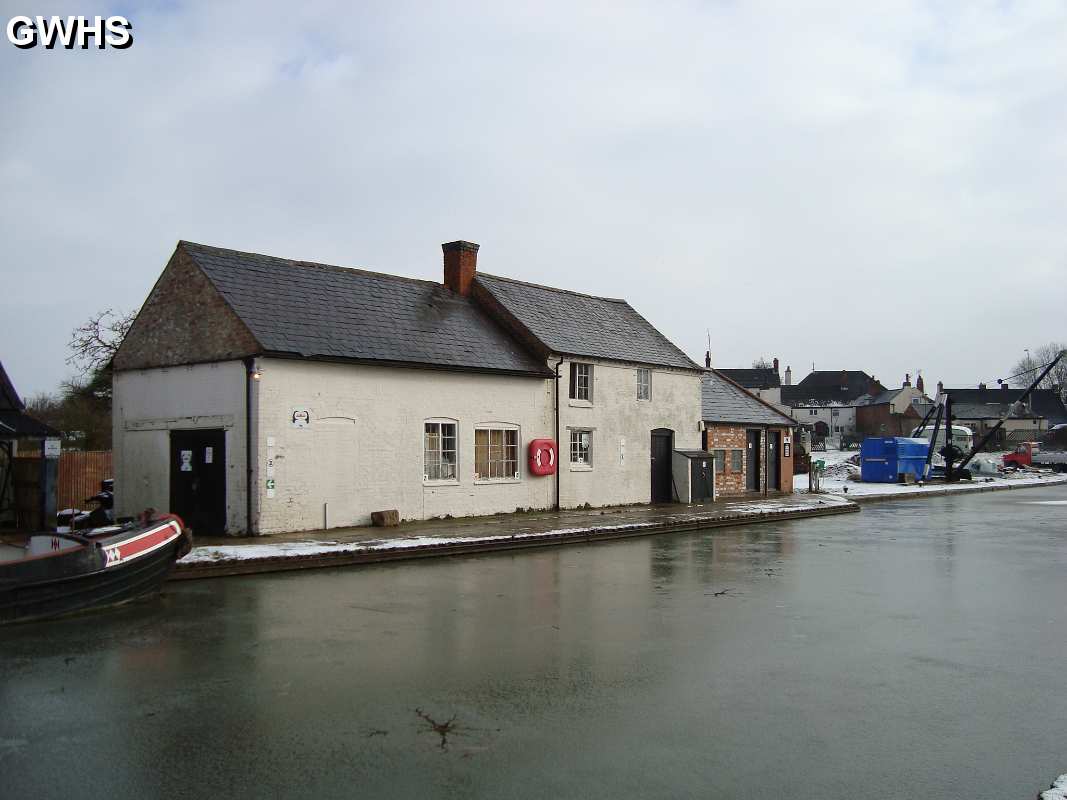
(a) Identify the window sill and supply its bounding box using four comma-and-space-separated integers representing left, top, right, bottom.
569, 464, 593, 472
474, 478, 522, 485
423, 479, 460, 487
568, 399, 593, 408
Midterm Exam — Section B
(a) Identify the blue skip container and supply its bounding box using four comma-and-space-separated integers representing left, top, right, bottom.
860, 437, 930, 483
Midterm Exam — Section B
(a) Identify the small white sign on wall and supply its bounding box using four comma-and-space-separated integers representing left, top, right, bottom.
204, 446, 213, 464
291, 408, 311, 428
180, 450, 193, 472
44, 438, 61, 459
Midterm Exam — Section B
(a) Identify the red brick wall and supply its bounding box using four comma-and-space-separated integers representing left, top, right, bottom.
706, 424, 794, 497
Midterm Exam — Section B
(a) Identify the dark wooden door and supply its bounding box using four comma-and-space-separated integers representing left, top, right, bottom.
170, 429, 226, 535
767, 431, 781, 491
650, 430, 674, 503
690, 456, 714, 502
746, 430, 761, 491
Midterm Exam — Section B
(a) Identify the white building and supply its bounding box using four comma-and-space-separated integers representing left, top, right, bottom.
112, 240, 703, 535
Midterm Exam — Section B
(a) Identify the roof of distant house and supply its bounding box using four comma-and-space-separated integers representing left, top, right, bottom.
783, 370, 885, 405
701, 370, 796, 426
945, 387, 1067, 424
718, 367, 780, 390
475, 274, 701, 371
177, 242, 553, 377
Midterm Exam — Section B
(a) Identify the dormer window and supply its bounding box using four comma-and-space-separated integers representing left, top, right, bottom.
570, 362, 593, 402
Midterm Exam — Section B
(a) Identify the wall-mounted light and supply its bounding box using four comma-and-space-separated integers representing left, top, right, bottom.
250, 368, 262, 381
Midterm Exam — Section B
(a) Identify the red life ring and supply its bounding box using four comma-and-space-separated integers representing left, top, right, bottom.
528, 439, 557, 476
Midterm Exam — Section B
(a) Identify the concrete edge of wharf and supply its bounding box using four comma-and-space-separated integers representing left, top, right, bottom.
843, 474, 1067, 504
172, 496, 860, 581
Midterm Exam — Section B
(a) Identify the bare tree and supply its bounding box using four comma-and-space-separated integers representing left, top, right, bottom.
66, 308, 137, 377
751, 357, 773, 370
1010, 342, 1067, 391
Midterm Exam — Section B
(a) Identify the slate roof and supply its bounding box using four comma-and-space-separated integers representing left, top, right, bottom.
701, 370, 796, 426
718, 367, 780, 390
784, 370, 885, 405
0, 362, 60, 438
0, 410, 61, 438
945, 388, 1067, 424
180, 242, 551, 377
0, 360, 24, 411
475, 274, 701, 371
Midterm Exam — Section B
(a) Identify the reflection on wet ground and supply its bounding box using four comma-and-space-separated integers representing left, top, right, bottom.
2, 486, 1066, 800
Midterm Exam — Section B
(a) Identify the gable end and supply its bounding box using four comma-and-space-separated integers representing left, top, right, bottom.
114, 244, 261, 371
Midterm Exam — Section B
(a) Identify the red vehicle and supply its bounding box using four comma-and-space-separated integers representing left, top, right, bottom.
1003, 441, 1067, 471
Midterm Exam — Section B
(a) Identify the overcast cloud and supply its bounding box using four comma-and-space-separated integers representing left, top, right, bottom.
2, 0, 1065, 397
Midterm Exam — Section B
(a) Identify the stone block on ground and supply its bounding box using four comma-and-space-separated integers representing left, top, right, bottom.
371, 510, 400, 527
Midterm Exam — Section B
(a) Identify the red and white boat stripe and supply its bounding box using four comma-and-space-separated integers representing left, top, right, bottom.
102, 520, 184, 568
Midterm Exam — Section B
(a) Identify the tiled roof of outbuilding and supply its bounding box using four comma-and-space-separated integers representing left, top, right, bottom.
475, 274, 701, 371
180, 242, 551, 377
702, 370, 796, 426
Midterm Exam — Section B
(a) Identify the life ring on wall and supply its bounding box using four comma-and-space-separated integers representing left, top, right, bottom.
528, 439, 557, 476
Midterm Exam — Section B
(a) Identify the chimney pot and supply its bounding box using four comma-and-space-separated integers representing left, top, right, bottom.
442, 240, 480, 296
773, 357, 779, 373
784, 365, 792, 386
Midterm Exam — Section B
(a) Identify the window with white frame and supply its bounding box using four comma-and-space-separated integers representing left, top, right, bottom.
474, 426, 519, 480
569, 429, 592, 465
424, 420, 458, 481
570, 362, 593, 401
636, 368, 651, 401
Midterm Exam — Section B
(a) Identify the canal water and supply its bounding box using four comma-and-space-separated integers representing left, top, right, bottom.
3, 486, 1066, 799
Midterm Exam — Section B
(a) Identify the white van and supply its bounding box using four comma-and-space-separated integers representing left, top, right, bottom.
910, 423, 974, 461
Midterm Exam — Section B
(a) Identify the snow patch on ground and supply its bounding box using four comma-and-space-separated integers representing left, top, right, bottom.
793, 448, 1067, 498
1039, 774, 1067, 800
179, 498, 850, 565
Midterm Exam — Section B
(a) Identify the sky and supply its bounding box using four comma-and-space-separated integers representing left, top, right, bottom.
2, 0, 1065, 399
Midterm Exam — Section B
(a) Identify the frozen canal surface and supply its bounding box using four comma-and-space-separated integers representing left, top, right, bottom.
3, 487, 1066, 800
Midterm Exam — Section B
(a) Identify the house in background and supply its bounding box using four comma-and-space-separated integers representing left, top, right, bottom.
855, 374, 931, 437
112, 240, 703, 536
717, 357, 796, 418
781, 369, 886, 439
941, 383, 1067, 447
701, 369, 796, 497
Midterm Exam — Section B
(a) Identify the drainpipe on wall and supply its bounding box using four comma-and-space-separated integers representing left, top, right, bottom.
244, 356, 256, 536
554, 356, 564, 511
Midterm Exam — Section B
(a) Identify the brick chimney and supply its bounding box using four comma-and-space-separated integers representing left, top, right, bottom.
705, 351, 712, 368
442, 240, 480, 296
916, 373, 924, 393
840, 369, 848, 390
784, 365, 792, 385
1001, 381, 1009, 392
937, 380, 944, 397
903, 373, 911, 387
979, 382, 987, 390
772, 357, 779, 374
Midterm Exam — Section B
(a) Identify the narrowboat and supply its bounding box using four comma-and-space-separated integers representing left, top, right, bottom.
0, 514, 191, 625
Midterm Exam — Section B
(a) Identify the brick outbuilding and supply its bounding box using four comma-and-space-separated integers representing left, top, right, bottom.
701, 369, 796, 497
